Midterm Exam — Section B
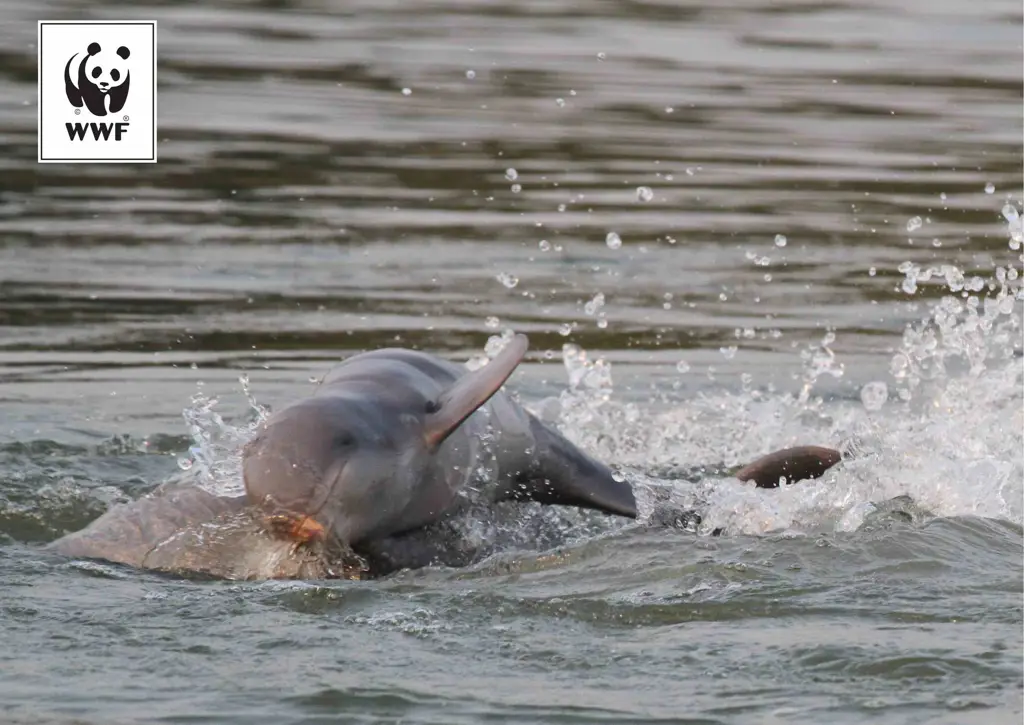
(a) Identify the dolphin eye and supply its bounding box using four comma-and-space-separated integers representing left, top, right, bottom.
91, 66, 103, 79
111, 69, 120, 81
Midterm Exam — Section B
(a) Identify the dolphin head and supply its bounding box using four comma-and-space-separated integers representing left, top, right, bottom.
242, 394, 431, 548
241, 334, 530, 549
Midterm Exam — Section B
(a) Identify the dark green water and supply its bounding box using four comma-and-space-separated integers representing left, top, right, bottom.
1, 0, 1022, 723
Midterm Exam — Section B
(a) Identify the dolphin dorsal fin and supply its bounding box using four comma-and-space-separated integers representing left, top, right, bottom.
423, 333, 529, 451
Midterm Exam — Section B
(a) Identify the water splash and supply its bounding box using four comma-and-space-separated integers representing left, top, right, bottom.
174, 202, 1022, 548
540, 202, 1023, 536
465, 327, 518, 371
179, 374, 270, 498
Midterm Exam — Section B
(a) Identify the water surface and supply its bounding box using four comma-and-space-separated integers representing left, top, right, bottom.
0, 0, 1022, 723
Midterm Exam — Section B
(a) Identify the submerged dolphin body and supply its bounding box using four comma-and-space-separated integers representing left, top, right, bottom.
48, 335, 844, 579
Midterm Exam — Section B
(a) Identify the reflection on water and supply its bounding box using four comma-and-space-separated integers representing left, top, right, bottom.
0, 0, 1021, 723
1, 2, 1020, 426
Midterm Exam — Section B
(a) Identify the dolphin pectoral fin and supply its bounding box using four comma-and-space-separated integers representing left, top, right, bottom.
498, 416, 638, 518
734, 445, 843, 488
423, 333, 530, 450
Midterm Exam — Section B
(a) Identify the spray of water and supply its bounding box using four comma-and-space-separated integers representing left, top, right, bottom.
177, 202, 1023, 545
538, 202, 1023, 535
179, 374, 270, 498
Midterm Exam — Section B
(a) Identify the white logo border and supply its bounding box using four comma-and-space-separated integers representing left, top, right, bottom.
37, 20, 159, 164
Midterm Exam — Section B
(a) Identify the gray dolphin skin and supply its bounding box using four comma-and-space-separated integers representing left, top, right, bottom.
48, 482, 246, 572
48, 334, 844, 580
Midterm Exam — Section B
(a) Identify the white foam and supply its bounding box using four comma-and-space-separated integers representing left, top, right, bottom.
542, 201, 1023, 535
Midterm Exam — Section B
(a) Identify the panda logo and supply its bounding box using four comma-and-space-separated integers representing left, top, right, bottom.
63, 42, 131, 117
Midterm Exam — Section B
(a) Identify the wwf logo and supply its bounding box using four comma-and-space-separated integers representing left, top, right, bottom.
38, 20, 157, 163
63, 41, 131, 117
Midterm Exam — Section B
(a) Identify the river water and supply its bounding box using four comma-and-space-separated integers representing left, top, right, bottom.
1, 0, 1022, 723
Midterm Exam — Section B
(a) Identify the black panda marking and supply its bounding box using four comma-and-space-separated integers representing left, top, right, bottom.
63, 42, 131, 118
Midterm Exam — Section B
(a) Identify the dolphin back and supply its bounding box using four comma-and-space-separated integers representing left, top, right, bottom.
505, 414, 637, 517
321, 340, 639, 525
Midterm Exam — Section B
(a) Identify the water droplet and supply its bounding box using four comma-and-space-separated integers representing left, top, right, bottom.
401, 87, 412, 96
869, 266, 877, 276
558, 322, 574, 336
675, 360, 691, 373
985, 182, 995, 194
511, 183, 522, 193
605, 232, 622, 249
538, 239, 551, 251
496, 272, 519, 289
636, 186, 654, 202
505, 168, 518, 181
860, 381, 888, 411
465, 70, 476, 80
557, 204, 566, 212
555, 97, 566, 107
664, 106, 674, 114
596, 317, 608, 329
774, 234, 787, 247
720, 345, 738, 359
485, 316, 500, 329
177, 456, 194, 471
906, 216, 922, 232
583, 292, 605, 316
596, 52, 607, 61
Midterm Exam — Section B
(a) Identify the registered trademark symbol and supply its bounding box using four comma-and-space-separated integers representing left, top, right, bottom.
74, 108, 80, 115
123, 115, 129, 122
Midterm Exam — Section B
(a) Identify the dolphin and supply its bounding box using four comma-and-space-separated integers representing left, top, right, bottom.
47, 334, 844, 579
239, 334, 637, 550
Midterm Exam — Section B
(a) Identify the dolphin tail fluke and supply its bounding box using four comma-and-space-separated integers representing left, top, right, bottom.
498, 415, 638, 519
424, 333, 530, 450
734, 445, 842, 488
